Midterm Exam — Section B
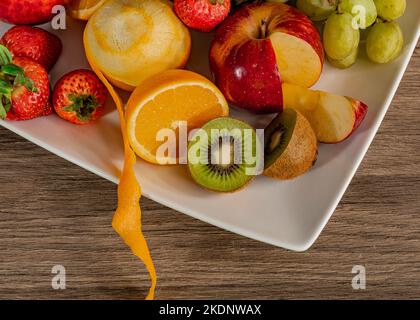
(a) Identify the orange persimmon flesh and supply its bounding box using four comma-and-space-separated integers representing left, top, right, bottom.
84, 43, 157, 300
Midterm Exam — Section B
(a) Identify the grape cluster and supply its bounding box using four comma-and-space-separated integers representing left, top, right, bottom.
293, 0, 406, 68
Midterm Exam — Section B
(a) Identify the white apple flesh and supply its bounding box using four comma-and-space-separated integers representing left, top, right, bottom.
282, 83, 368, 143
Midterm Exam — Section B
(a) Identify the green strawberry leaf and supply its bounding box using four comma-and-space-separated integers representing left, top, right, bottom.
4, 100, 11, 113
0, 81, 12, 119
13, 73, 24, 86
0, 45, 13, 66
2, 63, 24, 77
0, 79, 12, 94
24, 77, 37, 93
0, 107, 6, 120
0, 63, 38, 93
64, 94, 99, 122
0, 95, 7, 120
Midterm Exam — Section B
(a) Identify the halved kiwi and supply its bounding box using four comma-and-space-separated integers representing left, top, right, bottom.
264, 109, 318, 180
188, 117, 262, 192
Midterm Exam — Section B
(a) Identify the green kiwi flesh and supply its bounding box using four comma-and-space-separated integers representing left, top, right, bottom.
188, 117, 260, 192
264, 109, 297, 170
264, 109, 318, 180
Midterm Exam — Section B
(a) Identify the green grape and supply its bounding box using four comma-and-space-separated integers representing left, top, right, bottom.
366, 21, 404, 63
338, 0, 378, 29
328, 46, 358, 69
296, 0, 338, 21
374, 0, 406, 21
323, 12, 360, 60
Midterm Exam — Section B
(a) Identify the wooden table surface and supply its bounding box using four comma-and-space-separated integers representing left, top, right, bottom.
0, 42, 419, 300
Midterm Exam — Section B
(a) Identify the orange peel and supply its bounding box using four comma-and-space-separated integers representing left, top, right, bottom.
84, 32, 157, 301
83, 0, 191, 91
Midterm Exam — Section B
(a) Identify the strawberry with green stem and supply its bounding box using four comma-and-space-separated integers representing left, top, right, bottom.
53, 69, 107, 125
0, 45, 49, 120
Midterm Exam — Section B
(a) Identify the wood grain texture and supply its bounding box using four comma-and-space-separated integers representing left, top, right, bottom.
0, 43, 419, 300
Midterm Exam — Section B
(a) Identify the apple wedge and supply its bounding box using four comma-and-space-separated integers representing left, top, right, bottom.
282, 83, 368, 143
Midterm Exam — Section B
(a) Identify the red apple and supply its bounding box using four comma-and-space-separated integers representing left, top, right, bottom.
210, 2, 324, 114
0, 0, 70, 25
212, 38, 283, 113
282, 83, 368, 143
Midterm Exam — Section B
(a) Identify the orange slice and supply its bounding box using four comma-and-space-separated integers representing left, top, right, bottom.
69, 0, 107, 20
84, 0, 191, 91
126, 69, 230, 164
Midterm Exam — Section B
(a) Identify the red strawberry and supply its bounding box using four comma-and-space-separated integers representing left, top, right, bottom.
1, 26, 62, 71
174, 0, 231, 32
43, 99, 54, 116
53, 69, 107, 125
0, 54, 50, 121
0, 0, 70, 25
6, 101, 53, 119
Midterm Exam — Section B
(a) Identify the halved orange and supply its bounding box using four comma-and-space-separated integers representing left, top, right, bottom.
126, 70, 229, 164
69, 0, 107, 20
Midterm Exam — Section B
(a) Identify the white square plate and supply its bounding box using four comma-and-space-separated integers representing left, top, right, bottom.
1, 1, 419, 251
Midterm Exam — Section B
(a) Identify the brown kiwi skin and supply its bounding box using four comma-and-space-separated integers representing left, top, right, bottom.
264, 111, 318, 180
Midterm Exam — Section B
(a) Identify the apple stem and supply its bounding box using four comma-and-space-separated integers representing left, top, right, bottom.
259, 18, 268, 39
